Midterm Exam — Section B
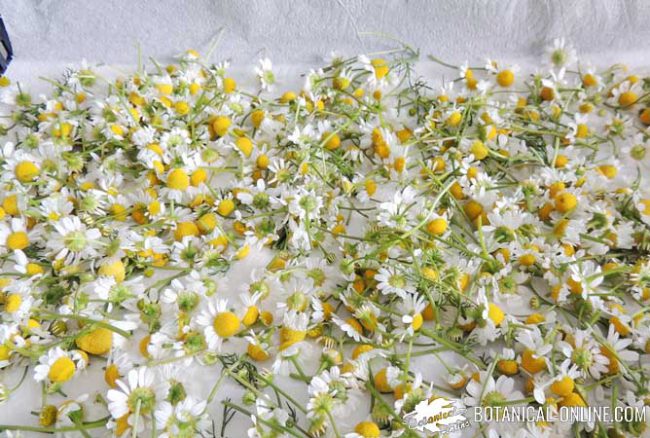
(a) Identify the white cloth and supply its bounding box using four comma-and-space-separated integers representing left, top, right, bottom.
1, 0, 649, 67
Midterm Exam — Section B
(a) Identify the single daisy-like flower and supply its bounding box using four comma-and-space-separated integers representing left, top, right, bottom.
196, 298, 241, 351
107, 367, 166, 427
46, 216, 102, 264
34, 347, 82, 384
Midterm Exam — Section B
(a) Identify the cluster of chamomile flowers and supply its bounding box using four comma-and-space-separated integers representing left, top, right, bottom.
0, 39, 650, 437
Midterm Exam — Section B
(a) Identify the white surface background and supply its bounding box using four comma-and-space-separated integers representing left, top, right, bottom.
1, 1, 649, 436
2, 0, 650, 68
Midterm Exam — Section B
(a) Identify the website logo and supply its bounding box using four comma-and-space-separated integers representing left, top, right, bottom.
403, 397, 470, 433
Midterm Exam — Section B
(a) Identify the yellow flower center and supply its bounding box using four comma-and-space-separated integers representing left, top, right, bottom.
15, 161, 40, 183
251, 110, 265, 129
174, 101, 190, 115
76, 327, 113, 355
217, 199, 235, 217
148, 200, 161, 216
525, 313, 545, 324
3, 196, 19, 216
496, 69, 515, 87
640, 108, 650, 125
365, 179, 377, 197
280, 91, 297, 104
223, 77, 237, 94
5, 293, 22, 313
554, 154, 569, 168
521, 349, 546, 374
618, 91, 637, 107
48, 356, 75, 383
611, 316, 631, 336
579, 102, 594, 113
554, 192, 577, 213
576, 124, 589, 138
549, 181, 565, 198
242, 306, 259, 326
421, 267, 439, 283
497, 359, 519, 375
156, 83, 173, 95
539, 86, 554, 101
197, 213, 218, 234
110, 204, 128, 221
333, 76, 350, 90
167, 168, 190, 191
211, 116, 231, 137
139, 335, 151, 358
184, 82, 199, 96
582, 73, 598, 88
352, 344, 374, 359
450, 181, 464, 199
354, 421, 381, 438
550, 376, 575, 396
7, 231, 29, 251
279, 327, 307, 350
488, 303, 505, 326
174, 221, 199, 241
446, 111, 462, 127
98, 259, 126, 282
190, 168, 207, 186
426, 218, 448, 236
214, 311, 240, 338
26, 263, 44, 276
373, 368, 392, 393
322, 131, 341, 150
256, 154, 270, 169
464, 200, 483, 220
597, 164, 618, 179
567, 277, 583, 295
558, 392, 586, 408
247, 343, 269, 361
392, 156, 405, 173
53, 122, 73, 138
0, 345, 10, 361
370, 58, 389, 80
470, 140, 489, 160
235, 137, 254, 157
519, 253, 536, 267
104, 363, 120, 388
411, 313, 424, 331
128, 91, 145, 106
110, 124, 124, 137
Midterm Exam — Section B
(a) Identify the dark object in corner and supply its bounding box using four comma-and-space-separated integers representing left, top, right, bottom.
0, 16, 13, 74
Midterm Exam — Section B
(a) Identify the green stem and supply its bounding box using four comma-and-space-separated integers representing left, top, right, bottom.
0, 417, 109, 433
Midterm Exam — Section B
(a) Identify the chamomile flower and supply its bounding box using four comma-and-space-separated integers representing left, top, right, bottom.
279, 310, 309, 350
46, 216, 102, 264
559, 329, 609, 379
464, 372, 523, 407
375, 265, 415, 298
247, 394, 290, 437
545, 38, 576, 68
107, 367, 166, 430
0, 218, 32, 254
34, 347, 80, 384
154, 396, 210, 438
610, 80, 641, 108
255, 58, 275, 91
196, 298, 241, 351
392, 293, 426, 340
